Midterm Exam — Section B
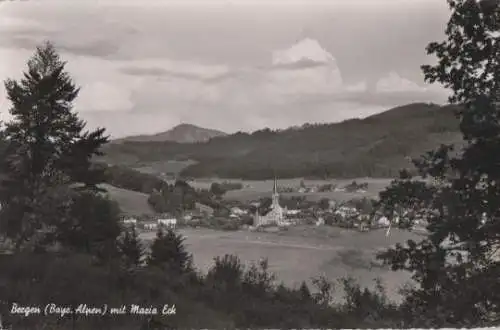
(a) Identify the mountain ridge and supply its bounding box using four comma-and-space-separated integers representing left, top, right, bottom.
113, 123, 227, 144
100, 102, 462, 180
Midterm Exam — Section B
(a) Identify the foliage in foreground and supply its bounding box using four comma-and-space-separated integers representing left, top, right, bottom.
375, 0, 500, 327
0, 41, 110, 251
0, 249, 400, 329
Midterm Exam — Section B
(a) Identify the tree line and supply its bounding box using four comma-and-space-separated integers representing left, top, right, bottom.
99, 163, 242, 215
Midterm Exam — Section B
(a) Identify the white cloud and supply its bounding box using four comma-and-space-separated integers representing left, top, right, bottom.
0, 45, 448, 137
272, 38, 336, 65
0, 16, 43, 30
344, 81, 367, 92
0, 48, 35, 117
0, 2, 450, 138
375, 71, 424, 93
76, 82, 134, 112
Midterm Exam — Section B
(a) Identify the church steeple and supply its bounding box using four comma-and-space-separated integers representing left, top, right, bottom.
271, 175, 280, 208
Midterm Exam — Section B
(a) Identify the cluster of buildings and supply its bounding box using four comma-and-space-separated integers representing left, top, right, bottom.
123, 217, 177, 231
251, 178, 371, 230
249, 178, 423, 232
123, 200, 220, 231
122, 177, 425, 234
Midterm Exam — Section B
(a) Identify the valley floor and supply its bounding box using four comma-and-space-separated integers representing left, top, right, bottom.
139, 226, 422, 302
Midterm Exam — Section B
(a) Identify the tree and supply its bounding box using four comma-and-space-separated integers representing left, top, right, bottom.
210, 182, 225, 198
353, 197, 373, 214
147, 228, 193, 274
117, 225, 144, 268
56, 192, 122, 260
318, 198, 330, 210
258, 197, 272, 215
340, 277, 395, 326
298, 281, 312, 302
376, 0, 500, 326
205, 254, 244, 312
242, 258, 276, 297
311, 275, 335, 307
0, 41, 109, 250
148, 190, 168, 213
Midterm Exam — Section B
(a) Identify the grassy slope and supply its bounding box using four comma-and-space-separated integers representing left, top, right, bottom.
99, 183, 156, 216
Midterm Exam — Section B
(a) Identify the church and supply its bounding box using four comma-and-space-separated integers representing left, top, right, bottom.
253, 177, 286, 227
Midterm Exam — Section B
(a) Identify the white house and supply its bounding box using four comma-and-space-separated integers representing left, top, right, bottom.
144, 222, 158, 231
230, 207, 246, 215
286, 209, 300, 216
123, 218, 137, 226
158, 218, 177, 229
377, 216, 391, 227
335, 206, 358, 218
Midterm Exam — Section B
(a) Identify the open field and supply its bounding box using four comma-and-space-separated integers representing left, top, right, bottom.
99, 183, 156, 216
223, 177, 393, 202
167, 177, 395, 202
140, 226, 423, 302
101, 176, 395, 214
102, 176, 394, 210
133, 160, 195, 175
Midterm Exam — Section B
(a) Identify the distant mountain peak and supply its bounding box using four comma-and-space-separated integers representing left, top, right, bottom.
114, 123, 227, 144
172, 123, 201, 130
272, 38, 335, 65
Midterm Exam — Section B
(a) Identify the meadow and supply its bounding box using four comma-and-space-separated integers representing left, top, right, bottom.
165, 177, 395, 202
140, 225, 422, 302
99, 183, 156, 216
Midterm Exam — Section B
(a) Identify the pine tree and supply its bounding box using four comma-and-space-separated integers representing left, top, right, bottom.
0, 41, 109, 250
298, 281, 312, 302
147, 228, 193, 274
118, 226, 145, 268
376, 0, 500, 326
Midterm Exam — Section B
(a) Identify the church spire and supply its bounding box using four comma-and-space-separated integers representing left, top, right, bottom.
273, 175, 278, 195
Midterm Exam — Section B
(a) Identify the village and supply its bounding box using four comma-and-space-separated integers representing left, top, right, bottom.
122, 178, 428, 236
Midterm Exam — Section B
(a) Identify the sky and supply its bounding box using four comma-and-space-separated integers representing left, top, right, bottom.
0, 0, 452, 138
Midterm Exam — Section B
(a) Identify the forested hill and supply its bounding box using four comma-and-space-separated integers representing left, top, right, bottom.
99, 103, 462, 179
113, 123, 227, 144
